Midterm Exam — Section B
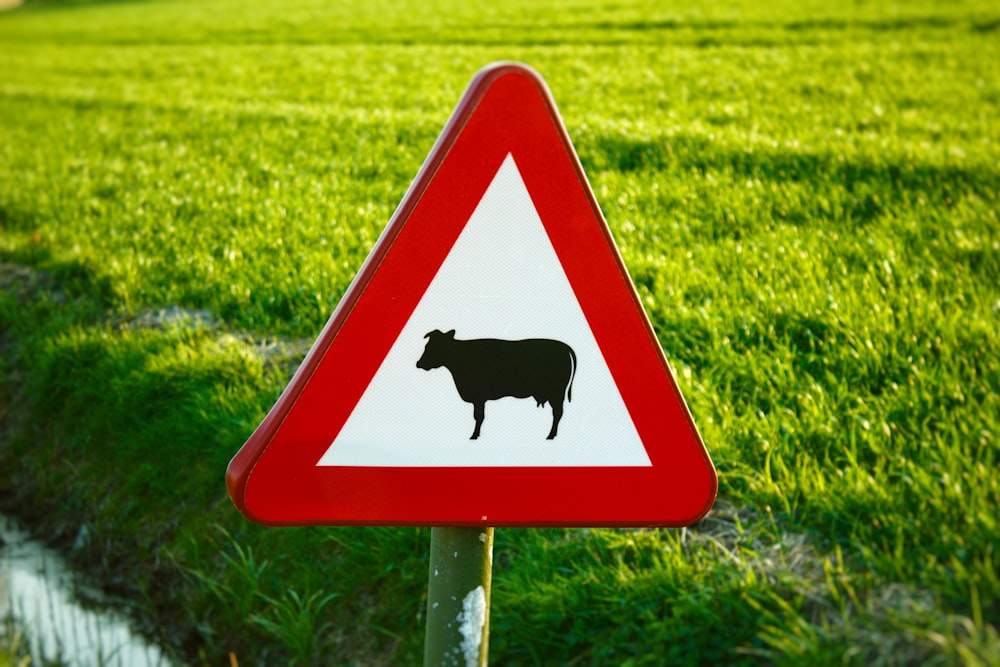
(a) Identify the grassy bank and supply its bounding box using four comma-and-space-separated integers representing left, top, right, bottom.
1, 0, 998, 664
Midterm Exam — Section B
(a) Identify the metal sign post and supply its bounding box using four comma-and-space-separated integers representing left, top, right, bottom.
424, 527, 494, 667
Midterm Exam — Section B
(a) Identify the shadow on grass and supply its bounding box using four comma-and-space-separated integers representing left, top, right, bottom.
18, 0, 157, 11
583, 132, 996, 192
577, 15, 968, 33
1, 244, 116, 308
581, 131, 996, 234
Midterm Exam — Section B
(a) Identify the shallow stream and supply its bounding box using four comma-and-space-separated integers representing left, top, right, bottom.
0, 514, 178, 666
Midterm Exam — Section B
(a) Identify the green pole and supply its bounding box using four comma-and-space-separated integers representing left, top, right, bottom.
424, 527, 494, 667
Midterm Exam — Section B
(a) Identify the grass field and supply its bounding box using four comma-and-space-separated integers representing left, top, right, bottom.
1, 0, 998, 664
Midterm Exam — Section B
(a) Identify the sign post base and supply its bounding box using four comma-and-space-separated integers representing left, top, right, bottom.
424, 527, 494, 667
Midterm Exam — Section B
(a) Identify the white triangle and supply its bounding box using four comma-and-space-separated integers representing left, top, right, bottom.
317, 154, 651, 467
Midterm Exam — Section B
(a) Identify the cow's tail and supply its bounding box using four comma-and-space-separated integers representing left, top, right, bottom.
566, 346, 577, 403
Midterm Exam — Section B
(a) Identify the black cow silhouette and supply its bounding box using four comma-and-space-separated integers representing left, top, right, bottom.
416, 329, 577, 440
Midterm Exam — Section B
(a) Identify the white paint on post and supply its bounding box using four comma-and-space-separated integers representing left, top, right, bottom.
458, 586, 488, 667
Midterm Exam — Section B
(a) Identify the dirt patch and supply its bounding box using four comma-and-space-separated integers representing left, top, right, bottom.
125, 305, 219, 330
0, 262, 52, 301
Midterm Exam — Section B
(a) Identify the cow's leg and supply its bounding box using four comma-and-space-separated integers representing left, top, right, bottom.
547, 399, 564, 440
471, 402, 485, 440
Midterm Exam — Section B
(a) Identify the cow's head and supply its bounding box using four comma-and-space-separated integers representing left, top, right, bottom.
416, 329, 456, 370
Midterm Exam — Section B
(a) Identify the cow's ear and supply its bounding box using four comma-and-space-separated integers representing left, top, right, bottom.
424, 330, 435, 339
445, 329, 456, 338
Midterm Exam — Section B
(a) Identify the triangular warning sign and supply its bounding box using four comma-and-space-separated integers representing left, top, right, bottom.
227, 63, 716, 527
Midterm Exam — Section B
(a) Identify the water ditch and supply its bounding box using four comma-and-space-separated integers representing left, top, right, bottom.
0, 513, 179, 666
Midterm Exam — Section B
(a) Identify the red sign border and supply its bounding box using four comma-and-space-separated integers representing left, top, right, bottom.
227, 63, 717, 527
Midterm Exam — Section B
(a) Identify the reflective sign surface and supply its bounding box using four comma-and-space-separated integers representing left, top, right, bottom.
227, 63, 717, 526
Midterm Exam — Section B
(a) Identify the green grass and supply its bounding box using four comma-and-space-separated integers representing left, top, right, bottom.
1, 0, 998, 664
0, 623, 26, 667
